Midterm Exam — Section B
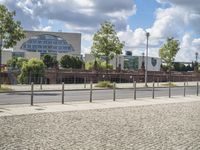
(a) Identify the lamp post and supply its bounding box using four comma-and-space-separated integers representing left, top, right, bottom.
195, 52, 198, 63
0, 34, 2, 88
145, 32, 150, 87
195, 52, 199, 72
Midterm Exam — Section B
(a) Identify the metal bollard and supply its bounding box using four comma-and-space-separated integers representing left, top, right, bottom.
31, 82, 34, 106
84, 77, 86, 88
183, 82, 186, 97
134, 81, 136, 100
90, 81, 93, 103
197, 82, 199, 96
157, 78, 159, 87
169, 81, 171, 98
152, 82, 155, 99
40, 77, 43, 90
113, 82, 116, 101
62, 82, 64, 104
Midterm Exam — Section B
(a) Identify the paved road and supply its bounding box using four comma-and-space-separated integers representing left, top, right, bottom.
0, 86, 198, 105
1, 101, 200, 149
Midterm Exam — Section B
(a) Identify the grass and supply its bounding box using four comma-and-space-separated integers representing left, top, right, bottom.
95, 81, 114, 88
0, 85, 12, 92
160, 82, 177, 87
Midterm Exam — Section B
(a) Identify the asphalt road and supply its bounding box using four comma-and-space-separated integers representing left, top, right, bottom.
0, 86, 198, 105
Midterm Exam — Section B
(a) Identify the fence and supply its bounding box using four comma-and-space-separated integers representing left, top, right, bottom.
0, 81, 198, 106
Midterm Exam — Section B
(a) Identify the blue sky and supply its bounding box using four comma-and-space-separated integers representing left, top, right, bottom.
0, 0, 200, 62
129, 0, 160, 29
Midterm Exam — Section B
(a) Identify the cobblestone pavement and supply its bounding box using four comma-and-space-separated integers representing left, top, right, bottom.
0, 102, 200, 150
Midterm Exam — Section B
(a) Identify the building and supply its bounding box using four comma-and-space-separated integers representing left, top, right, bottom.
2, 30, 81, 64
84, 53, 161, 71
84, 54, 124, 70
124, 55, 161, 71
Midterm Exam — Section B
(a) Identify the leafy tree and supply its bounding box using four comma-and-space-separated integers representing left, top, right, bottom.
159, 38, 180, 80
60, 55, 72, 68
18, 58, 44, 83
60, 55, 84, 69
0, 4, 25, 86
91, 21, 124, 69
16, 57, 28, 69
42, 54, 58, 68
7, 57, 17, 69
7, 57, 27, 70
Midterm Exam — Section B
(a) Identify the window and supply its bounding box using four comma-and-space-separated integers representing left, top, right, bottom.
21, 34, 74, 54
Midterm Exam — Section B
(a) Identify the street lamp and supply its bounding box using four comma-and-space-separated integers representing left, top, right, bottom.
195, 52, 199, 72
145, 31, 150, 87
0, 34, 2, 88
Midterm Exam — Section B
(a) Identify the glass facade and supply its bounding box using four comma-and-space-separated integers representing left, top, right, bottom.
21, 34, 74, 55
12, 52, 25, 58
124, 56, 139, 70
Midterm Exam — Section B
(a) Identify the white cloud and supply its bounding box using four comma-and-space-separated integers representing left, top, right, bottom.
148, 7, 187, 39
176, 33, 200, 62
33, 25, 52, 31
0, 0, 136, 33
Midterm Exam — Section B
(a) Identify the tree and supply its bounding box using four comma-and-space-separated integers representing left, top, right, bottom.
60, 55, 84, 69
16, 57, 28, 69
0, 4, 25, 86
60, 55, 72, 68
42, 54, 58, 68
18, 58, 44, 84
159, 38, 180, 80
91, 21, 124, 69
7, 57, 28, 70
7, 57, 18, 69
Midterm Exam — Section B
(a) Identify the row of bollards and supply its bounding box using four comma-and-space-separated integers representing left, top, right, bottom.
30, 81, 199, 106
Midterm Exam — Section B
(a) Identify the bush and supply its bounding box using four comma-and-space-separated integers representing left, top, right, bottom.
95, 81, 114, 88
18, 58, 45, 83
0, 85, 12, 92
85, 61, 113, 70
60, 55, 84, 69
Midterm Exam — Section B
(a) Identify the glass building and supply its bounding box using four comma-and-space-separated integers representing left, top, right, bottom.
21, 34, 75, 55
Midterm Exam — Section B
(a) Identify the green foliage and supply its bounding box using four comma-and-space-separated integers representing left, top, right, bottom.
18, 58, 44, 83
60, 55, 84, 69
0, 4, 25, 49
95, 81, 113, 88
16, 57, 28, 69
42, 54, 58, 68
7, 57, 17, 69
159, 38, 180, 72
0, 85, 12, 92
91, 21, 124, 69
7, 57, 27, 70
173, 62, 194, 72
85, 61, 113, 70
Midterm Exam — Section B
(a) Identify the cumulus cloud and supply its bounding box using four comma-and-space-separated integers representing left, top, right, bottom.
176, 33, 200, 62
148, 7, 187, 39
157, 0, 200, 33
0, 0, 136, 33
33, 25, 52, 31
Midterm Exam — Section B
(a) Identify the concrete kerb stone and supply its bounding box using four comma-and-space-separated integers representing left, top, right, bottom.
0, 95, 200, 117
5, 81, 199, 92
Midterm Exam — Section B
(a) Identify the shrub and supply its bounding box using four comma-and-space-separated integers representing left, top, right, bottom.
95, 81, 114, 88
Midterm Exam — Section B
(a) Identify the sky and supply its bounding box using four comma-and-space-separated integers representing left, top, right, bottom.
0, 0, 200, 62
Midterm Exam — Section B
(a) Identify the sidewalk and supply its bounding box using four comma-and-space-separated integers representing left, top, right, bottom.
0, 95, 199, 117
3, 81, 199, 91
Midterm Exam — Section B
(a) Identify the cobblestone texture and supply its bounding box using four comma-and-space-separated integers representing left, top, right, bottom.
0, 102, 200, 150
